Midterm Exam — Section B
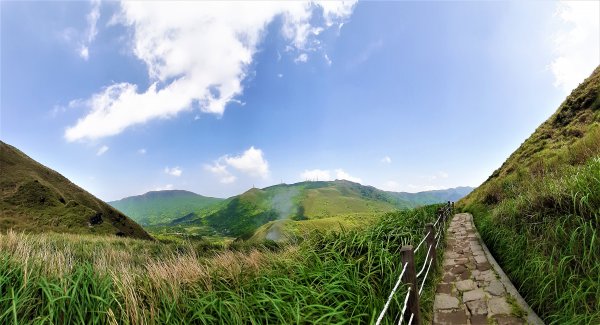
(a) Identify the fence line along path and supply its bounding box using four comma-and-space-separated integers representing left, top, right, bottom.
375, 203, 453, 325
433, 213, 539, 325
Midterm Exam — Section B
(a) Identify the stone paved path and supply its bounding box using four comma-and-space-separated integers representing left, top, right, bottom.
433, 213, 527, 325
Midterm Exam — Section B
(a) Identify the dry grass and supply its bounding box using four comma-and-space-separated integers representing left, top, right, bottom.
0, 229, 297, 303
0, 206, 445, 324
0, 229, 306, 325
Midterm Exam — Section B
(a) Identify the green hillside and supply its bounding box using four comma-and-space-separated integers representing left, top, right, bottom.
0, 141, 152, 240
460, 66, 600, 324
109, 190, 223, 226
166, 180, 472, 239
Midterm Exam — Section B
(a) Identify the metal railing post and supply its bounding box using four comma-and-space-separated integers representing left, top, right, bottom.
400, 245, 421, 325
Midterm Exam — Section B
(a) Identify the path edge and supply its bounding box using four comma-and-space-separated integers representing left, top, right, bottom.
466, 213, 545, 325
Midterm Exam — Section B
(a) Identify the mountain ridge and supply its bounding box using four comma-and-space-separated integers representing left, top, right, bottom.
143, 180, 472, 238
109, 190, 223, 226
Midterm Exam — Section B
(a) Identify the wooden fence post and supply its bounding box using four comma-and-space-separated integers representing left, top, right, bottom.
400, 245, 421, 325
425, 223, 436, 267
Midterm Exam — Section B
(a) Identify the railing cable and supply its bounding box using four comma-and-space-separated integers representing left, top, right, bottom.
395, 287, 412, 325
433, 214, 442, 228
413, 232, 429, 253
418, 255, 434, 296
415, 244, 432, 278
375, 262, 409, 325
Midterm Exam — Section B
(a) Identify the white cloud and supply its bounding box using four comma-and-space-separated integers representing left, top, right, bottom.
300, 169, 331, 181
79, 47, 90, 60
277, 73, 284, 78
96, 145, 109, 156
294, 53, 309, 63
550, 1, 600, 93
205, 146, 269, 183
224, 146, 269, 178
324, 53, 332, 65
164, 166, 182, 177
315, 0, 356, 27
65, 1, 356, 142
79, 0, 101, 60
334, 169, 362, 183
137, 148, 146, 154
381, 156, 392, 164
154, 184, 174, 191
300, 168, 362, 183
50, 105, 66, 117
204, 162, 236, 184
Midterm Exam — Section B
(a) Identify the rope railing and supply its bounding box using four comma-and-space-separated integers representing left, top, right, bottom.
375, 202, 454, 325
415, 244, 432, 278
413, 233, 429, 253
395, 288, 412, 325
375, 262, 409, 325
433, 213, 442, 228
418, 258, 434, 296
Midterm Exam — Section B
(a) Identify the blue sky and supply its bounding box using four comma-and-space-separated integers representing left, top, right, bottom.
1, 1, 599, 201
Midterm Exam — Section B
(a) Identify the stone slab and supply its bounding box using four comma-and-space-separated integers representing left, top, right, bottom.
466, 300, 488, 315
488, 297, 513, 316
486, 280, 505, 296
455, 279, 476, 292
463, 289, 485, 302
434, 294, 460, 310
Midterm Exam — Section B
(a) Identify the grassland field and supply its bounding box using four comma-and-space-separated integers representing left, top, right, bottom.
0, 205, 447, 325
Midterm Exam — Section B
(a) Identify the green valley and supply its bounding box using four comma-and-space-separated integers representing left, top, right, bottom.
127, 180, 471, 239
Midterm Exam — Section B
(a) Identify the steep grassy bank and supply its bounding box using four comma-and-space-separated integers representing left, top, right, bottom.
0, 205, 445, 324
0, 141, 152, 240
460, 66, 600, 324
465, 157, 599, 324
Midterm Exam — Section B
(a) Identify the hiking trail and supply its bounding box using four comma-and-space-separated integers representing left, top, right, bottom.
433, 213, 543, 325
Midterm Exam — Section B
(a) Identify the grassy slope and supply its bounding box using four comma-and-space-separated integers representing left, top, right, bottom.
171, 180, 471, 239
168, 181, 403, 238
0, 141, 152, 240
0, 205, 445, 324
459, 66, 600, 324
250, 213, 385, 242
109, 190, 223, 226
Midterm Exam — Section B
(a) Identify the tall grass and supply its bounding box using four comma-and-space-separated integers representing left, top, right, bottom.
465, 156, 600, 324
0, 205, 445, 324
